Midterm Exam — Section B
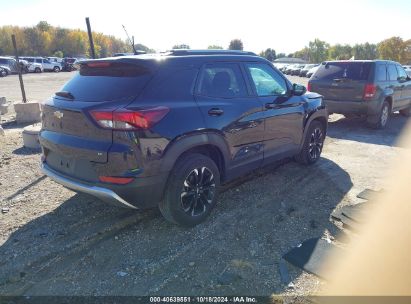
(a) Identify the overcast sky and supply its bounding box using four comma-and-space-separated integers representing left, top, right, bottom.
1, 0, 410, 54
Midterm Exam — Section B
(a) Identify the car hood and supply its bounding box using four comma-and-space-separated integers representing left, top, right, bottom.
0, 65, 11, 71
304, 91, 322, 99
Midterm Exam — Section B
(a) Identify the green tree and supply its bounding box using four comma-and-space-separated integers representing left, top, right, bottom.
276, 52, 286, 58
207, 45, 223, 49
351, 43, 378, 60
172, 44, 190, 49
36, 21, 51, 32
378, 37, 409, 64
228, 39, 243, 50
327, 44, 352, 60
308, 38, 329, 63
134, 43, 155, 53
53, 50, 63, 58
259, 48, 276, 61
294, 47, 309, 61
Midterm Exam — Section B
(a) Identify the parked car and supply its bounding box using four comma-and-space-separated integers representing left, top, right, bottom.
300, 64, 318, 77
306, 66, 319, 78
48, 56, 63, 64
19, 59, 43, 73
0, 57, 19, 74
61, 57, 77, 71
0, 67, 7, 77
283, 64, 296, 75
21, 57, 62, 72
289, 64, 306, 76
39, 50, 327, 226
308, 60, 411, 129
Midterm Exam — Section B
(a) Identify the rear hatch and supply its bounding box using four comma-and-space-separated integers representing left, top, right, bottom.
40, 60, 154, 180
309, 61, 373, 102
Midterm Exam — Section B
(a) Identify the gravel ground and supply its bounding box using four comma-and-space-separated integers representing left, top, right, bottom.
0, 72, 409, 297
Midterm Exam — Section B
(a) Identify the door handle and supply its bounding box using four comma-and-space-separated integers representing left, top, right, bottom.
208, 108, 224, 116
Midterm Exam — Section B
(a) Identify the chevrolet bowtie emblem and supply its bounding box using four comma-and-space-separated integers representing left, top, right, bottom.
54, 111, 64, 119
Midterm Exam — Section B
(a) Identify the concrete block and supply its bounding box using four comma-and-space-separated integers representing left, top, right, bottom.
22, 125, 41, 149
0, 102, 13, 115
14, 101, 41, 124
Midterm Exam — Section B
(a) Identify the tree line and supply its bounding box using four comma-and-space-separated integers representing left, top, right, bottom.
0, 22, 409, 64
262, 37, 411, 64
0, 21, 130, 58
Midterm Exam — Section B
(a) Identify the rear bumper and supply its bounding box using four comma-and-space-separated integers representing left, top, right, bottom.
41, 162, 168, 209
324, 99, 381, 116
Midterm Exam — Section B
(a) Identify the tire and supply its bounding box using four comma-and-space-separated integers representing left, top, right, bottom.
53, 66, 60, 73
0, 69, 6, 77
35, 67, 41, 73
399, 106, 411, 117
367, 101, 390, 129
295, 120, 325, 165
159, 153, 220, 227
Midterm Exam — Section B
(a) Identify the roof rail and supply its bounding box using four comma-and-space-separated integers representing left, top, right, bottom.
165, 49, 257, 56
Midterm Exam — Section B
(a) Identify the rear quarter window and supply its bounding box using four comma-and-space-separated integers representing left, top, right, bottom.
376, 65, 387, 81
314, 62, 372, 81
141, 68, 198, 101
59, 62, 153, 102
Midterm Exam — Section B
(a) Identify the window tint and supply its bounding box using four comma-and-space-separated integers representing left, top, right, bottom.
35, 59, 42, 63
376, 65, 387, 81
59, 62, 153, 102
0, 58, 8, 64
387, 65, 398, 81
314, 62, 371, 81
142, 68, 198, 100
396, 65, 408, 79
246, 63, 287, 96
197, 63, 247, 98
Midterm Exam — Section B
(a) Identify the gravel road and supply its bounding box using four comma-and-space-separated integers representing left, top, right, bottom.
0, 72, 409, 296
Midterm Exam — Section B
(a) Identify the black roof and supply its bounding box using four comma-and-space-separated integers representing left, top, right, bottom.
81, 50, 267, 69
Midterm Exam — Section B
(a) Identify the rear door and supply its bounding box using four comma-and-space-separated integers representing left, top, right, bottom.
194, 62, 265, 178
310, 62, 372, 102
41, 61, 153, 177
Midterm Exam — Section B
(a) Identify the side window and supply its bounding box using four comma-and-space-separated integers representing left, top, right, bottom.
44, 59, 51, 64
35, 58, 42, 64
246, 63, 288, 96
387, 65, 398, 81
142, 68, 198, 101
396, 65, 408, 80
376, 65, 387, 81
197, 63, 247, 98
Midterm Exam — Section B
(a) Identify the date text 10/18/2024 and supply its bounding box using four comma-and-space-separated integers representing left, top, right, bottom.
150, 297, 258, 303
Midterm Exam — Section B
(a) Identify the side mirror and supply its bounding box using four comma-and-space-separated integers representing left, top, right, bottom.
398, 76, 407, 83
292, 83, 306, 96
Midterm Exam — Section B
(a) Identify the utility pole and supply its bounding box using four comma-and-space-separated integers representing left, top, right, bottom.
85, 17, 96, 59
11, 35, 27, 103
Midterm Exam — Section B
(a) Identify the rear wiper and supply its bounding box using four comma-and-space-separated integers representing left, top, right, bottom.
55, 91, 75, 99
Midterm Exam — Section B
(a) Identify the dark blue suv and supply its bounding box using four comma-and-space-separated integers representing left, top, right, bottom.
40, 50, 327, 226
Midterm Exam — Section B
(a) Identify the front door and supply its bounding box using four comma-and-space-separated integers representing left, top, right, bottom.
243, 62, 305, 165
194, 62, 265, 179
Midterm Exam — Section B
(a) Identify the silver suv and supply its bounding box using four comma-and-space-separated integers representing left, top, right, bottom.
21, 57, 62, 72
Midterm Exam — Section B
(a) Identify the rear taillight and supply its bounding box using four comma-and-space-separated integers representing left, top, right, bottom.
99, 176, 134, 185
90, 107, 169, 130
307, 82, 312, 92
363, 84, 377, 100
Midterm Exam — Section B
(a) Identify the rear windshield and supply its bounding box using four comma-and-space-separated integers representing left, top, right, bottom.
313, 62, 372, 81
59, 62, 152, 102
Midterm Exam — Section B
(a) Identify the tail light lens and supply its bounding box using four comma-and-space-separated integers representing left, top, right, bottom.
363, 84, 377, 100
307, 82, 312, 92
90, 107, 169, 130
